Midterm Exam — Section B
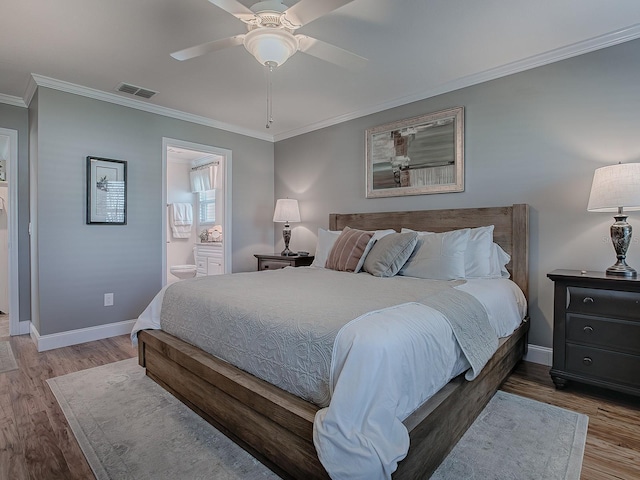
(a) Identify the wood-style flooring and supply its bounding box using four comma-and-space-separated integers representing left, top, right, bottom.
0, 314, 9, 338
0, 331, 638, 479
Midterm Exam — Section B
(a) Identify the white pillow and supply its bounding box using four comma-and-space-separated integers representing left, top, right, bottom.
356, 229, 395, 273
311, 228, 341, 268
402, 226, 494, 278
398, 228, 470, 280
489, 242, 511, 278
464, 225, 494, 278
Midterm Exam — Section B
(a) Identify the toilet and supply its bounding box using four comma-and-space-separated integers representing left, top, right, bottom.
170, 264, 197, 280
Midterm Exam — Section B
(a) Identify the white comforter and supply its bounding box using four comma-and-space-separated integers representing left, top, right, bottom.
131, 277, 526, 480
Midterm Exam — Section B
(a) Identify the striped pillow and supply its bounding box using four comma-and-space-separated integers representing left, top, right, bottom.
325, 227, 374, 272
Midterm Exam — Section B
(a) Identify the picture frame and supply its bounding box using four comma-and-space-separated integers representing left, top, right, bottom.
366, 106, 464, 198
86, 156, 127, 225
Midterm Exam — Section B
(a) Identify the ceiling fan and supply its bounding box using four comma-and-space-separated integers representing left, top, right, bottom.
171, 0, 367, 70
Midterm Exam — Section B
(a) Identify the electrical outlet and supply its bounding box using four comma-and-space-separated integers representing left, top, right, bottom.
104, 293, 114, 307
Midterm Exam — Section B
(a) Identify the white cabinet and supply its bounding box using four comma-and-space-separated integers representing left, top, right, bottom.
195, 243, 223, 276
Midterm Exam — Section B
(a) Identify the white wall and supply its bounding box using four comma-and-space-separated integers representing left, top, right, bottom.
274, 38, 640, 349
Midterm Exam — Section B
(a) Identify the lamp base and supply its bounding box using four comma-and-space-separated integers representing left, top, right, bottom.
606, 262, 637, 278
281, 223, 295, 256
606, 213, 637, 278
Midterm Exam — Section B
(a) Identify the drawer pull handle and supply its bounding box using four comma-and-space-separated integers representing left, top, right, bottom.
582, 297, 594, 304
582, 357, 593, 366
583, 325, 593, 334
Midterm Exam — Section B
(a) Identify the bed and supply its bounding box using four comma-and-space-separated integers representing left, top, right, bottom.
136, 204, 529, 479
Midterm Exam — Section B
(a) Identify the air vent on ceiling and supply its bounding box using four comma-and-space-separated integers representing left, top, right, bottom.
116, 82, 157, 99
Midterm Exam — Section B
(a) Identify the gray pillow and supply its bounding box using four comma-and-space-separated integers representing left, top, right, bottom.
363, 232, 419, 277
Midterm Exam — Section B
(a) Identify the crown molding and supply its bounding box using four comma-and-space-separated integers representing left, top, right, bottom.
0, 93, 27, 108
29, 74, 274, 142
273, 24, 640, 141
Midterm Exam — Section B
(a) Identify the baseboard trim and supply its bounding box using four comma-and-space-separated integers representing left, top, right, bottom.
30, 319, 136, 352
524, 344, 552, 366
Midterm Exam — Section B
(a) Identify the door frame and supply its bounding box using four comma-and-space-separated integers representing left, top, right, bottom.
0, 128, 21, 335
162, 138, 232, 286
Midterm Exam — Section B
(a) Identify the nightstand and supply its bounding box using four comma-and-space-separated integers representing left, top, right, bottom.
254, 253, 314, 271
547, 269, 640, 397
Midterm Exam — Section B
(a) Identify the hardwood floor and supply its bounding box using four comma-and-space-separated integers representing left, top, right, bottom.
0, 332, 638, 479
0, 314, 9, 338
0, 333, 136, 480
502, 361, 640, 480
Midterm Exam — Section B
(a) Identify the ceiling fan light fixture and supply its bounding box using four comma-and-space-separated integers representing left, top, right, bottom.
243, 28, 298, 67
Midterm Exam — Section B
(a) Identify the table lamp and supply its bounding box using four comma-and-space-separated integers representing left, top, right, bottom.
273, 198, 300, 256
587, 162, 640, 277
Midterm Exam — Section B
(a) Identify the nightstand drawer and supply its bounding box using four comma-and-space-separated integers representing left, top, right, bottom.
567, 314, 640, 355
260, 259, 291, 270
567, 286, 640, 320
566, 343, 640, 388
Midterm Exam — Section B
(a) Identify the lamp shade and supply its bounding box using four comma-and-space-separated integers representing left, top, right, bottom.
273, 198, 300, 223
243, 29, 298, 67
587, 163, 640, 212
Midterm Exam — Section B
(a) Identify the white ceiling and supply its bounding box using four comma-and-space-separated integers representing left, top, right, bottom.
2, 0, 640, 141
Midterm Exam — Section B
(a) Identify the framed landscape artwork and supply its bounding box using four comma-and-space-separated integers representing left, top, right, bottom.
86, 156, 127, 225
365, 106, 464, 198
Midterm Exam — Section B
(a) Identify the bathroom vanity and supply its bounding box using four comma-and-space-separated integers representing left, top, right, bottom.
195, 243, 223, 276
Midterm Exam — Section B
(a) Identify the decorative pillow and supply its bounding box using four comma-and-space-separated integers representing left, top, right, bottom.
489, 242, 511, 278
398, 228, 470, 280
311, 228, 341, 268
402, 225, 494, 278
355, 229, 395, 273
325, 227, 375, 272
363, 232, 419, 277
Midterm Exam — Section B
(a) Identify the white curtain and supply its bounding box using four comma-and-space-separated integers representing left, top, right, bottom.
190, 167, 211, 192
190, 165, 218, 192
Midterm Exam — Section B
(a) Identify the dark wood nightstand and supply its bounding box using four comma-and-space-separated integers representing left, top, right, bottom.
254, 253, 314, 271
547, 269, 640, 397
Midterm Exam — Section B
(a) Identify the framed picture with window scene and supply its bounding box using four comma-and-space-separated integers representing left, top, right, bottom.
86, 156, 127, 225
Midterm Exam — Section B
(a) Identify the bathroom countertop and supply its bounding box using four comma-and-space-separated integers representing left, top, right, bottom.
196, 242, 223, 246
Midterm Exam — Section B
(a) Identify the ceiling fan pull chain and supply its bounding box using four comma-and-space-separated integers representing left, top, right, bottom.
265, 62, 275, 129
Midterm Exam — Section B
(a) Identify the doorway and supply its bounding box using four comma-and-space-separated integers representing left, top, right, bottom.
162, 138, 232, 286
0, 128, 21, 336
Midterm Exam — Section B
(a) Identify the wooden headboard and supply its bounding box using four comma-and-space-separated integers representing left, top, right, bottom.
329, 204, 529, 300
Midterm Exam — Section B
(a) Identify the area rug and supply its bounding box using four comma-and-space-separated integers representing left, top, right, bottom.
431, 390, 588, 480
48, 359, 588, 480
0, 340, 18, 373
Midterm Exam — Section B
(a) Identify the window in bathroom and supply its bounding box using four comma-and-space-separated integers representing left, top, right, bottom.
198, 189, 216, 224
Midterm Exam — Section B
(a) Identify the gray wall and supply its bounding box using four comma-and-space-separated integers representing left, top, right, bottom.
0, 102, 31, 322
32, 88, 273, 335
274, 39, 640, 349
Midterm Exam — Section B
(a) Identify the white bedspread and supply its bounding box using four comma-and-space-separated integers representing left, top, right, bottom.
131, 275, 526, 480
313, 278, 525, 479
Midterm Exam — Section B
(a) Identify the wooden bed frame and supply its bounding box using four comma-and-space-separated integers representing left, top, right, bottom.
138, 204, 529, 479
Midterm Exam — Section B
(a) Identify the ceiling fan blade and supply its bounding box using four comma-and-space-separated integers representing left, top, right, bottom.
297, 35, 367, 71
171, 35, 245, 61
207, 0, 256, 23
283, 0, 355, 28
